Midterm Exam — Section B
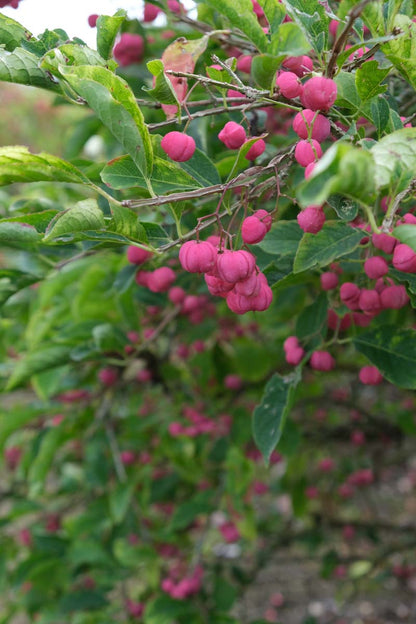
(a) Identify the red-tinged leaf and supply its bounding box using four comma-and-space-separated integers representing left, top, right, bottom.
160, 36, 209, 118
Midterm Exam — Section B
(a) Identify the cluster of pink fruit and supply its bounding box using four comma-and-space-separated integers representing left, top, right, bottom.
179, 220, 273, 315
161, 564, 204, 600
169, 406, 231, 439
283, 336, 335, 371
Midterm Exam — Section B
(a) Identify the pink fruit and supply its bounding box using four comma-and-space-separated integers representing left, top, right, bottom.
167, 0, 182, 13
380, 285, 409, 309
147, 267, 175, 292
251, 280, 273, 311
292, 109, 331, 142
297, 206, 325, 233
372, 232, 397, 254
251, 0, 264, 17
294, 139, 322, 167
113, 33, 144, 66
310, 350, 335, 371
98, 367, 118, 386
318, 457, 335, 472
276, 71, 303, 99
327, 310, 351, 331
143, 3, 161, 21
219, 521, 241, 543
245, 138, 266, 160
218, 121, 247, 149
127, 245, 153, 264
301, 76, 337, 111
340, 282, 361, 310
284, 336, 299, 352
234, 271, 262, 297
227, 89, 245, 103
4, 446, 21, 470
179, 240, 217, 273
161, 132, 196, 162
120, 451, 136, 465
224, 374, 243, 390
304, 162, 316, 178
168, 286, 186, 304
217, 250, 256, 283
364, 256, 389, 279
88, 14, 99, 27
253, 209, 272, 231
359, 289, 381, 315
241, 216, 268, 244
282, 55, 313, 77
205, 274, 234, 297
285, 346, 304, 365
320, 272, 339, 290
359, 365, 383, 385
392, 243, 416, 273
237, 55, 252, 73
401, 213, 416, 224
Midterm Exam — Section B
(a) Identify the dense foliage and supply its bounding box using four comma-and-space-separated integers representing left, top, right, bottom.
0, 0, 415, 622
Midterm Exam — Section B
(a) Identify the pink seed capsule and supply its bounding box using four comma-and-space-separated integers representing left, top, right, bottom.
217, 250, 256, 284
179, 240, 217, 273
245, 138, 266, 161
276, 71, 303, 99
392, 244, 416, 273
294, 139, 322, 167
340, 282, 361, 310
292, 109, 331, 142
282, 55, 313, 77
297, 206, 325, 233
364, 256, 389, 280
359, 365, 383, 385
301, 76, 337, 111
241, 216, 268, 244
161, 132, 196, 162
218, 121, 247, 149
310, 350, 335, 371
127, 246, 153, 265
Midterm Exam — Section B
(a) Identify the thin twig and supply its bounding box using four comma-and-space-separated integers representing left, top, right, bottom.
326, 0, 376, 78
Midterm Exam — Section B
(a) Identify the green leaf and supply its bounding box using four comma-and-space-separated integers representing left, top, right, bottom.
371, 127, 416, 192
107, 204, 148, 242
92, 323, 126, 352
101, 154, 201, 193
335, 71, 361, 111
293, 221, 363, 273
355, 60, 390, 102
179, 147, 221, 187
257, 221, 303, 256
145, 59, 181, 105
109, 482, 135, 524
370, 97, 390, 137
251, 54, 281, 89
281, 0, 328, 53
59, 591, 108, 613
0, 12, 32, 52
60, 65, 153, 181
0, 47, 62, 91
392, 224, 416, 252
0, 406, 46, 450
354, 326, 416, 389
199, 0, 269, 52
96, 10, 126, 60
327, 195, 359, 221
257, 0, 286, 34
28, 427, 67, 497
0, 222, 41, 245
144, 595, 193, 624
0, 146, 92, 187
43, 200, 104, 242
382, 15, 416, 89
213, 577, 238, 611
253, 372, 298, 463
271, 22, 311, 56
41, 45, 112, 76
296, 292, 328, 342
169, 493, 213, 531
297, 142, 376, 207
6, 346, 72, 390
0, 210, 59, 233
